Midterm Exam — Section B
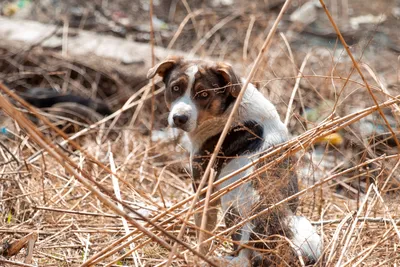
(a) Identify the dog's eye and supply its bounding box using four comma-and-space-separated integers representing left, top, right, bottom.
200, 91, 209, 98
172, 85, 180, 92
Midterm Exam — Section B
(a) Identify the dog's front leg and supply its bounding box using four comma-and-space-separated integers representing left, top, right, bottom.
194, 195, 221, 255
220, 181, 258, 267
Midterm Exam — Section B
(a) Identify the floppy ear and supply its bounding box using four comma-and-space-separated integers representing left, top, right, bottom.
147, 56, 182, 79
213, 62, 241, 97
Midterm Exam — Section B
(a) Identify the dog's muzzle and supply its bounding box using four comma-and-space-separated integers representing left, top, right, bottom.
168, 98, 197, 132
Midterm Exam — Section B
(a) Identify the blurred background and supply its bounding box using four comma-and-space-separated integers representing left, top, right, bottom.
0, 0, 400, 266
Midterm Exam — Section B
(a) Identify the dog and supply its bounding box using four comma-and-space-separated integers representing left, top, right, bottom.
148, 56, 322, 266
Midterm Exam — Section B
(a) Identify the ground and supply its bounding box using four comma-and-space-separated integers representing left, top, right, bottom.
0, 0, 400, 266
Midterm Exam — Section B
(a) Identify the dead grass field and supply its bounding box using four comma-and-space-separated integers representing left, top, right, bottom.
1, 0, 400, 266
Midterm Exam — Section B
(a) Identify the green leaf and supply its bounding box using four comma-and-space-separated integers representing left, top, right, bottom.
7, 211, 12, 224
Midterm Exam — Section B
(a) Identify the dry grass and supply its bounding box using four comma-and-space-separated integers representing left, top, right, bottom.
1, 0, 400, 266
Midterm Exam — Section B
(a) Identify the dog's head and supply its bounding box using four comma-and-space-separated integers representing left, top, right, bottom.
147, 56, 241, 132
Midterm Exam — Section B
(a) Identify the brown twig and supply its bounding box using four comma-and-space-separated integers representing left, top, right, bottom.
167, 9, 205, 50
0, 258, 36, 267
149, 0, 156, 147
284, 52, 311, 126
197, 169, 216, 254
33, 206, 119, 218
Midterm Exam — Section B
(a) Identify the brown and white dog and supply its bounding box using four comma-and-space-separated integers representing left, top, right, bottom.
148, 56, 322, 266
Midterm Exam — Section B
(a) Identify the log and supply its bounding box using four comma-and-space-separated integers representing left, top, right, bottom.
0, 16, 244, 89
0, 16, 183, 88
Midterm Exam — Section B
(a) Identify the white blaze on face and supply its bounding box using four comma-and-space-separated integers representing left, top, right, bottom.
168, 65, 199, 132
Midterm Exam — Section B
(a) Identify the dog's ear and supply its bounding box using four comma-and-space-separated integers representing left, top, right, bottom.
147, 56, 182, 79
213, 62, 241, 97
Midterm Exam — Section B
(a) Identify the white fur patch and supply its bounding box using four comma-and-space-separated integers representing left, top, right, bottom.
237, 80, 289, 148
287, 215, 322, 261
185, 65, 198, 90
168, 65, 199, 132
217, 157, 260, 246
217, 158, 258, 214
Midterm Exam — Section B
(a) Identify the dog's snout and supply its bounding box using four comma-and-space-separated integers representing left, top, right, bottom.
168, 97, 197, 132
173, 114, 189, 127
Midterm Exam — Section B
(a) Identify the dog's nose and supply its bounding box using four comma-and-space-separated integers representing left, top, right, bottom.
173, 114, 188, 127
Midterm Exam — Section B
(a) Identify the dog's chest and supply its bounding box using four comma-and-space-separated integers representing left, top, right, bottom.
190, 120, 264, 189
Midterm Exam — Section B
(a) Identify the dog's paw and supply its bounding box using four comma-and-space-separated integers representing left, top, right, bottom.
199, 255, 251, 267
225, 255, 251, 267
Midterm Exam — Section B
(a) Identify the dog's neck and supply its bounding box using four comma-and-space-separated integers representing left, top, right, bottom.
187, 81, 288, 155
189, 119, 264, 182
187, 114, 233, 153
